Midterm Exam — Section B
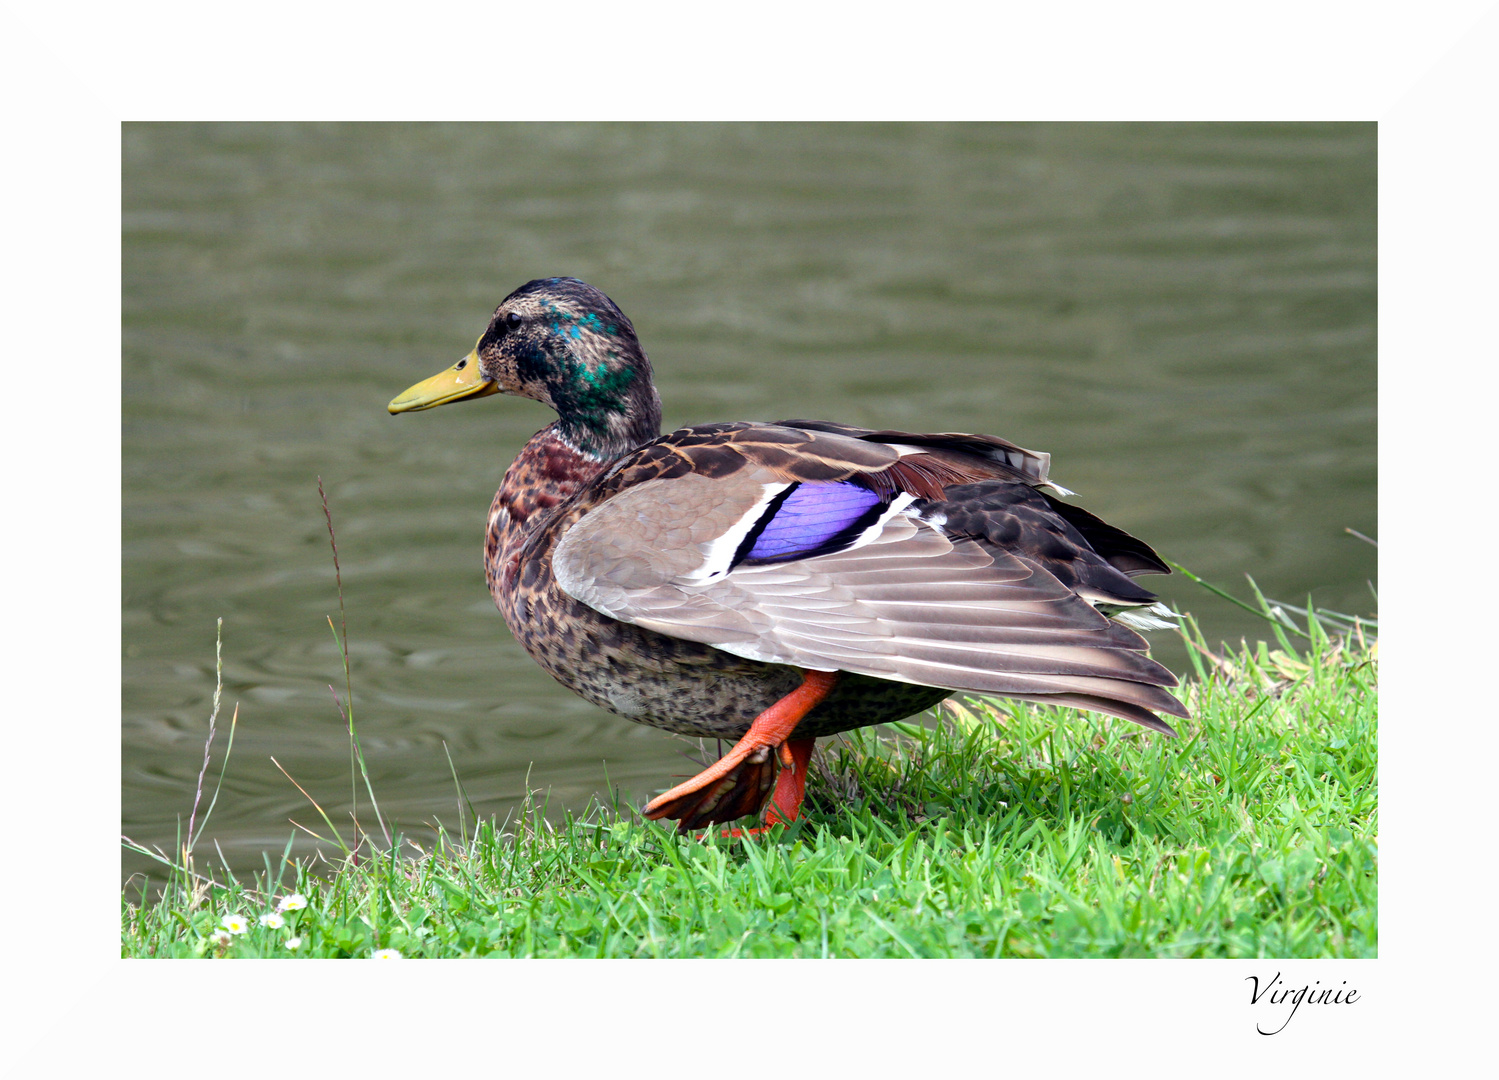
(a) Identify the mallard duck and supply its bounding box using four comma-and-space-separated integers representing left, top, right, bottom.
390, 277, 1188, 832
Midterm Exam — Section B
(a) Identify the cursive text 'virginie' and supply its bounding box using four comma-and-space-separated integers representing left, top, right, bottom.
1246, 972, 1360, 1035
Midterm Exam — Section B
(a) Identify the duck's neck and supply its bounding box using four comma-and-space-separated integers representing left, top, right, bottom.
484, 419, 657, 595
550, 361, 663, 462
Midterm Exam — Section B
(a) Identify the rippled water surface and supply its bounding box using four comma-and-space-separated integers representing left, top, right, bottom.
122, 123, 1375, 886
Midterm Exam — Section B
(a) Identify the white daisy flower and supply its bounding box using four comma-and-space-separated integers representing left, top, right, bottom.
259, 912, 285, 929
285, 937, 302, 951
277, 893, 308, 912
371, 948, 403, 960
220, 913, 250, 935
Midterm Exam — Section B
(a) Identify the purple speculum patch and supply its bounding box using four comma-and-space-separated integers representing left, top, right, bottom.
742, 482, 886, 563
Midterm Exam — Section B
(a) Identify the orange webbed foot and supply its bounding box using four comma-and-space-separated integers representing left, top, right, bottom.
642, 673, 834, 833
715, 738, 818, 837
644, 744, 778, 831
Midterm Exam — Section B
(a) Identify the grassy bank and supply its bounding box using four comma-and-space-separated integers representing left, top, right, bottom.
121, 593, 1377, 959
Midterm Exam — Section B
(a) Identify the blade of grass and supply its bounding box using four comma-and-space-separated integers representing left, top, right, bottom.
121, 834, 218, 884
1168, 561, 1310, 640
1244, 575, 1304, 646
271, 755, 349, 853
1260, 598, 1377, 633
184, 617, 225, 852
443, 740, 477, 845
287, 818, 335, 844
188, 704, 240, 851
319, 476, 391, 847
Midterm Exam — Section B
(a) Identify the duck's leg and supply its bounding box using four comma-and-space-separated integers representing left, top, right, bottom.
642, 670, 837, 832
764, 737, 817, 825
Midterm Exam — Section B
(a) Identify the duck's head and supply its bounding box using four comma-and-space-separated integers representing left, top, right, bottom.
389, 277, 663, 458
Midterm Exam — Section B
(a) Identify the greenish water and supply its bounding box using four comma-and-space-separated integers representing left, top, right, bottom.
122, 123, 1375, 887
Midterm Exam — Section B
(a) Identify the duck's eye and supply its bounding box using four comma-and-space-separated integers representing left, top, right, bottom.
506, 312, 523, 328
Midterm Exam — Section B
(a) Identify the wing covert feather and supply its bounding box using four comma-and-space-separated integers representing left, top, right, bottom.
554, 470, 1182, 719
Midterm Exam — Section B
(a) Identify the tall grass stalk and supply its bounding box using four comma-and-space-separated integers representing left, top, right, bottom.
121, 618, 240, 904
319, 476, 389, 850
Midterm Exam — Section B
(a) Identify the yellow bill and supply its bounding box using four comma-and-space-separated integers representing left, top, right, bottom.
388, 350, 501, 414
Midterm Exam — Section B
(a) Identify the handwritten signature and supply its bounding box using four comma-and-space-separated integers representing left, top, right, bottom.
1246, 972, 1360, 1035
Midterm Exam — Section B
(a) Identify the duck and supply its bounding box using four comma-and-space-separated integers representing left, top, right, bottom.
389, 277, 1188, 833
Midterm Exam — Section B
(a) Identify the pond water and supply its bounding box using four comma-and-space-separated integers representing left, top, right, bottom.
122, 123, 1375, 888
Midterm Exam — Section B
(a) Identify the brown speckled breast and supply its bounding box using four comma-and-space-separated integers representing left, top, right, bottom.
484, 422, 949, 739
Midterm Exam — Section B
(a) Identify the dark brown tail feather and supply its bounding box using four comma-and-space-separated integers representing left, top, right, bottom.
996, 690, 1186, 735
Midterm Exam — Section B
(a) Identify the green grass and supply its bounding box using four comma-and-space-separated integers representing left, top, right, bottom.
120, 594, 1377, 959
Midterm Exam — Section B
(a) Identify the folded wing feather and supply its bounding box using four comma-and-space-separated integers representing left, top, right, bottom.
553, 463, 1187, 728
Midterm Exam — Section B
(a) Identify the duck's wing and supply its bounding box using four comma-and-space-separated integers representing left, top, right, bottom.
553, 422, 1187, 732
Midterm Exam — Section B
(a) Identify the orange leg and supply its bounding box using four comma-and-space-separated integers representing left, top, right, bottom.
765, 737, 817, 825
642, 670, 837, 832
